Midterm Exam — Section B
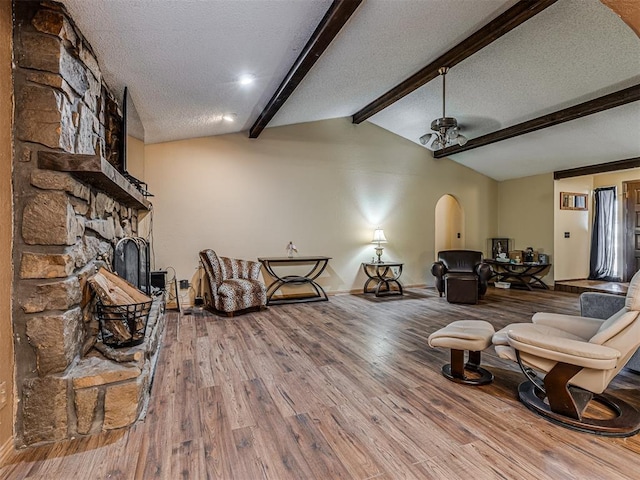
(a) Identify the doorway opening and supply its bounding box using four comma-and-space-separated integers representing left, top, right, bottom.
623, 180, 640, 281
434, 194, 464, 259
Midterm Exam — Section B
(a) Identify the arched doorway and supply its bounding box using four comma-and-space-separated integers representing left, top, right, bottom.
435, 194, 464, 258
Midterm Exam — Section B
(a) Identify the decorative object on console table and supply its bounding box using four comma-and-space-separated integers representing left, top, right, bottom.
286, 241, 298, 258
524, 247, 535, 263
509, 250, 523, 263
491, 238, 509, 260
560, 192, 588, 210
372, 228, 387, 263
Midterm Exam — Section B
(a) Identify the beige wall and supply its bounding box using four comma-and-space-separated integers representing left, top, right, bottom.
593, 169, 640, 189
0, 0, 14, 456
497, 173, 555, 283
144, 118, 498, 302
554, 176, 593, 280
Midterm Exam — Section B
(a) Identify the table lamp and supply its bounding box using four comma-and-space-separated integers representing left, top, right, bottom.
371, 228, 387, 263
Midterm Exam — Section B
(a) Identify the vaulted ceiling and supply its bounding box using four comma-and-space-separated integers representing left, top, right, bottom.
61, 0, 640, 181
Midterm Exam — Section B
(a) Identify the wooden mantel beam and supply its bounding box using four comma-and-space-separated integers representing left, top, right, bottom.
434, 83, 640, 158
249, 0, 363, 138
351, 0, 557, 124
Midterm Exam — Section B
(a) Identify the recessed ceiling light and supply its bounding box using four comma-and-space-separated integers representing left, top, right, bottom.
222, 113, 237, 122
238, 74, 255, 86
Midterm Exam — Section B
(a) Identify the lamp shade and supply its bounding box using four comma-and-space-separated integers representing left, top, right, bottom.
372, 228, 387, 244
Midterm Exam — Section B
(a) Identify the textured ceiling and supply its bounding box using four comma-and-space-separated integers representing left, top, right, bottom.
61, 0, 640, 180
366, 0, 640, 180
62, 0, 333, 142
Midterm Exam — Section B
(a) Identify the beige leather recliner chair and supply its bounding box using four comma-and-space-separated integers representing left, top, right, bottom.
492, 270, 640, 437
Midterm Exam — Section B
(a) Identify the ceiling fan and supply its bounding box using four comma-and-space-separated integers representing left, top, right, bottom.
419, 67, 468, 151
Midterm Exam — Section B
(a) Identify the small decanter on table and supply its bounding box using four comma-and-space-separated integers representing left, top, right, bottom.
286, 241, 297, 258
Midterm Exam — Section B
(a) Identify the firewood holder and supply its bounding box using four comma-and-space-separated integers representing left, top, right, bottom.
97, 300, 152, 348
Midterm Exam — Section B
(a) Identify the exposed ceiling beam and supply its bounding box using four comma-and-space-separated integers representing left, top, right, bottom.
351, 0, 557, 124
554, 157, 640, 180
434, 83, 640, 158
249, 0, 363, 138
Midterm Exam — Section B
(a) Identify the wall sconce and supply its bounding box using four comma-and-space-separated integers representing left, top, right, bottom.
371, 228, 387, 263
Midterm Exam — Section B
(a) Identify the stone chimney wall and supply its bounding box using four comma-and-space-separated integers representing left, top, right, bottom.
12, 1, 161, 447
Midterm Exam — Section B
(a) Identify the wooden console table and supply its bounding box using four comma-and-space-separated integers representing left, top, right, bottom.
486, 260, 551, 290
362, 262, 404, 297
258, 256, 331, 305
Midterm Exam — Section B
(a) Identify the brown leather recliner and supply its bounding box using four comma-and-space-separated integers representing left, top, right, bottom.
431, 250, 492, 303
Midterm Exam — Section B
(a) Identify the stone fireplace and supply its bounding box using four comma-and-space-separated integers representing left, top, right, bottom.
11, 1, 164, 447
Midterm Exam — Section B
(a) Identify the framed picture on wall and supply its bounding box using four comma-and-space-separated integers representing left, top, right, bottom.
560, 192, 588, 210
491, 238, 509, 259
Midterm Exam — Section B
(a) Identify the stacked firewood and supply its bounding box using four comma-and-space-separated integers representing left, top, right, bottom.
89, 267, 152, 346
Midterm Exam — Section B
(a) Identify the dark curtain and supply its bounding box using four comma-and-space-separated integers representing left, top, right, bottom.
589, 186, 618, 281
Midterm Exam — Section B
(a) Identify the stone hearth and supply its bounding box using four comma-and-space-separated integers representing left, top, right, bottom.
11, 1, 163, 447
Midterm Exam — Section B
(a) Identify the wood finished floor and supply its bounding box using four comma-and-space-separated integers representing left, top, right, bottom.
554, 279, 629, 296
2, 287, 640, 479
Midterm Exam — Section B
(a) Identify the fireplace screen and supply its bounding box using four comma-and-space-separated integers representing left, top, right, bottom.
114, 237, 151, 294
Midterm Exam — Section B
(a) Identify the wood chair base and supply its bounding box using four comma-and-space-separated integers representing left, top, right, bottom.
441, 349, 493, 385
518, 381, 640, 437
441, 363, 494, 385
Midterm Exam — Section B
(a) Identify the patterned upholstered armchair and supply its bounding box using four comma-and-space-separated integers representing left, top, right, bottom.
199, 249, 267, 316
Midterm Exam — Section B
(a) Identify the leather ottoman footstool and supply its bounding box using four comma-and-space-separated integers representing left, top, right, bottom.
428, 320, 495, 385
445, 274, 478, 304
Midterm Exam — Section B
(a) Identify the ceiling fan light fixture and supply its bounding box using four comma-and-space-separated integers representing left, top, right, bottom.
431, 117, 458, 131
420, 133, 443, 151
425, 136, 443, 151
420, 67, 468, 152
446, 126, 459, 140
